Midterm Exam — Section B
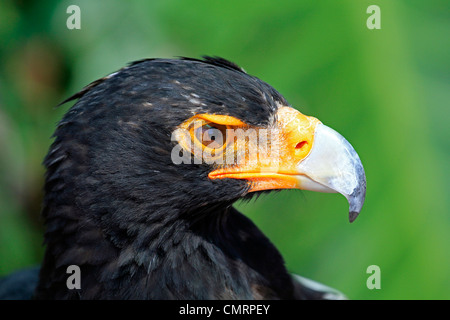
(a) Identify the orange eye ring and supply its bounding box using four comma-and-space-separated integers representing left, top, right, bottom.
175, 113, 246, 164
188, 119, 233, 158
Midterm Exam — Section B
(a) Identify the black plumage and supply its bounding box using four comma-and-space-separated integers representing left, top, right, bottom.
1, 57, 344, 300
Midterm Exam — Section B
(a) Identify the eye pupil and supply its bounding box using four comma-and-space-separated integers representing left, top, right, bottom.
194, 122, 227, 148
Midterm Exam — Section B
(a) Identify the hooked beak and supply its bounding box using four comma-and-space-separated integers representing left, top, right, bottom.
295, 123, 366, 222
208, 106, 366, 222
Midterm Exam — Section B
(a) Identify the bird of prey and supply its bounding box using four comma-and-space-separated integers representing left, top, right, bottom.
0, 57, 366, 300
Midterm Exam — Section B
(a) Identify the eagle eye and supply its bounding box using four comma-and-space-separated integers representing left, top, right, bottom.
194, 122, 228, 149
187, 120, 232, 160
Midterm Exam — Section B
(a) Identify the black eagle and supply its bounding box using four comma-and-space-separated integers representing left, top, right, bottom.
0, 57, 366, 300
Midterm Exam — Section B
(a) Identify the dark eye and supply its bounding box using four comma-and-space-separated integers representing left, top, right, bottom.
194, 123, 227, 149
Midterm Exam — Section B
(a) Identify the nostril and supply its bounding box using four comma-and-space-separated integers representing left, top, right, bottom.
295, 141, 308, 149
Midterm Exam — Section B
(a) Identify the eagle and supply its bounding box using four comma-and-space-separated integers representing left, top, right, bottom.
0, 57, 366, 300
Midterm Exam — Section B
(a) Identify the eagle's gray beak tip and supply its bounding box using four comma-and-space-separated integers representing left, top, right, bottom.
349, 211, 359, 223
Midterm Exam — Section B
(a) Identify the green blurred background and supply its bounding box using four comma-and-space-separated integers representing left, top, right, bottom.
0, 0, 448, 299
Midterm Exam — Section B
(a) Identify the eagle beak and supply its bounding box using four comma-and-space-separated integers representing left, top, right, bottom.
295, 123, 366, 222
207, 106, 366, 222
